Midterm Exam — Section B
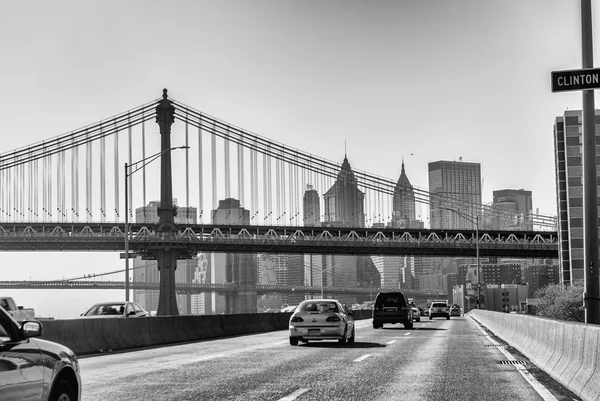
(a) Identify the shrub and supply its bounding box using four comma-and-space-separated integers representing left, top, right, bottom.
533, 280, 584, 322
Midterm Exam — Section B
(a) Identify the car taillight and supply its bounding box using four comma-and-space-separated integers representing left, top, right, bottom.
291, 316, 304, 322
374, 307, 381, 312
326, 316, 341, 322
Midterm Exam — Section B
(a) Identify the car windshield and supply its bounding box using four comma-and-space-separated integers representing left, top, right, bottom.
85, 303, 125, 316
375, 294, 407, 307
432, 303, 447, 308
298, 302, 338, 313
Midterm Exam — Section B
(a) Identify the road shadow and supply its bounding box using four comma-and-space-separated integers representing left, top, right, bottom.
299, 341, 386, 349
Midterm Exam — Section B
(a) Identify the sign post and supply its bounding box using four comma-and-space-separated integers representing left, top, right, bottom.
580, 0, 600, 325
551, 0, 600, 325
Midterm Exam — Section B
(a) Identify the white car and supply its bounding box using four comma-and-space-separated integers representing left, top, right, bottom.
410, 305, 421, 322
289, 299, 355, 345
80, 301, 149, 318
429, 301, 450, 320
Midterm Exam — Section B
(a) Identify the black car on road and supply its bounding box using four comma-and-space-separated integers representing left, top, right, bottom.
372, 291, 413, 329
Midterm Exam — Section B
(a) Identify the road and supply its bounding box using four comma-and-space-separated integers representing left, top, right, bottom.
79, 315, 581, 401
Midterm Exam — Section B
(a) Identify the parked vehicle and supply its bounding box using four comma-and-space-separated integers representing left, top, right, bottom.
289, 299, 355, 345
0, 296, 35, 322
429, 301, 450, 320
0, 305, 81, 401
80, 301, 149, 318
372, 291, 413, 329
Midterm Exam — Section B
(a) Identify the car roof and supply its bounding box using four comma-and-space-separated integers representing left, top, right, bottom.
300, 299, 339, 304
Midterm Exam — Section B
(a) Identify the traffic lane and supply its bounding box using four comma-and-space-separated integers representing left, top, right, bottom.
369, 316, 549, 401
78, 317, 548, 401
80, 320, 384, 400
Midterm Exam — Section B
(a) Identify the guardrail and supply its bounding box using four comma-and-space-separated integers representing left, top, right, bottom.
470, 310, 600, 401
37, 310, 373, 356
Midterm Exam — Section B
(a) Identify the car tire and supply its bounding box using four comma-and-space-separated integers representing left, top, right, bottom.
416, 317, 420, 322
50, 379, 75, 401
348, 327, 355, 344
339, 327, 347, 344
404, 322, 413, 329
290, 337, 298, 346
447, 315, 450, 320
429, 316, 432, 320
372, 321, 379, 329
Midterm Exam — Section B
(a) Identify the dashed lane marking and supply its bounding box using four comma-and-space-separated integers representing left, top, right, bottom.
353, 354, 372, 362
386, 340, 397, 345
404, 332, 411, 336
278, 388, 311, 401
469, 317, 558, 401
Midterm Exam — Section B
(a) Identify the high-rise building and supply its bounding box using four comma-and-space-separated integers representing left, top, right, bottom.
323, 156, 365, 227
320, 155, 367, 305
132, 200, 197, 314
480, 263, 522, 286
428, 160, 482, 229
392, 160, 417, 228
209, 198, 257, 314
303, 185, 321, 226
371, 256, 401, 289
491, 189, 533, 230
553, 110, 600, 285
257, 254, 305, 309
523, 262, 560, 298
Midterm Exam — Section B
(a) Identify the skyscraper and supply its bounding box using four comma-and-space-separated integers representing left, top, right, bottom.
392, 160, 416, 228
491, 189, 533, 230
553, 110, 600, 285
209, 198, 257, 314
428, 160, 482, 229
323, 156, 365, 228
303, 184, 321, 226
132, 200, 197, 314
321, 155, 369, 305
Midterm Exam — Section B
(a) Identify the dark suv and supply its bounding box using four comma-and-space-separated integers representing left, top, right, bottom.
372, 291, 413, 329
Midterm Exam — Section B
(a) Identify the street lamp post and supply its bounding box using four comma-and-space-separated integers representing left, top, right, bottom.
123, 145, 189, 302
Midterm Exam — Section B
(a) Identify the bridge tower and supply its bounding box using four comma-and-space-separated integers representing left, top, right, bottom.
137, 89, 195, 315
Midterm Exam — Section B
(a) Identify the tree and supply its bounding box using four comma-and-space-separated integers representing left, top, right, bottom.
533, 280, 584, 322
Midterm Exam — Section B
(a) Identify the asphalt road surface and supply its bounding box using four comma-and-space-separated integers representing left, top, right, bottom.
79, 315, 582, 401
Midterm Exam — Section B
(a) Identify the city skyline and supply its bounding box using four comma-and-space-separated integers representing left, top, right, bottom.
0, 0, 586, 317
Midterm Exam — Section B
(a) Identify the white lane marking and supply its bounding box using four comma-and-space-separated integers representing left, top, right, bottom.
469, 317, 558, 401
187, 354, 225, 363
386, 340, 397, 345
278, 388, 311, 401
404, 332, 411, 336
353, 354, 372, 362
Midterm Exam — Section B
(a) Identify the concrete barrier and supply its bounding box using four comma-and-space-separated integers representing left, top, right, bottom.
39, 310, 365, 356
470, 310, 599, 401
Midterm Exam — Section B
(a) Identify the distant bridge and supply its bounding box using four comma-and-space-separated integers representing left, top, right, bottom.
0, 280, 447, 298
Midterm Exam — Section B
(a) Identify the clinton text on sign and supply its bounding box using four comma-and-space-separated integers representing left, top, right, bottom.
552, 68, 600, 92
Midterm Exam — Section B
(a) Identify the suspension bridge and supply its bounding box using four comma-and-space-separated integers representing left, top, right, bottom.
0, 89, 558, 315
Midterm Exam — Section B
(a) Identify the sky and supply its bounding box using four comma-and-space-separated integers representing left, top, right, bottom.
0, 0, 592, 318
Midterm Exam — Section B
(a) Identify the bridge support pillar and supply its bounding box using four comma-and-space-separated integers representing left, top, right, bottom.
156, 250, 179, 316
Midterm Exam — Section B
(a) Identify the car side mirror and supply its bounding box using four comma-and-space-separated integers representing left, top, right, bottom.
21, 321, 43, 338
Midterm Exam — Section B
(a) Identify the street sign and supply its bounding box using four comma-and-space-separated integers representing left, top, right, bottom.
119, 252, 138, 259
551, 68, 600, 92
